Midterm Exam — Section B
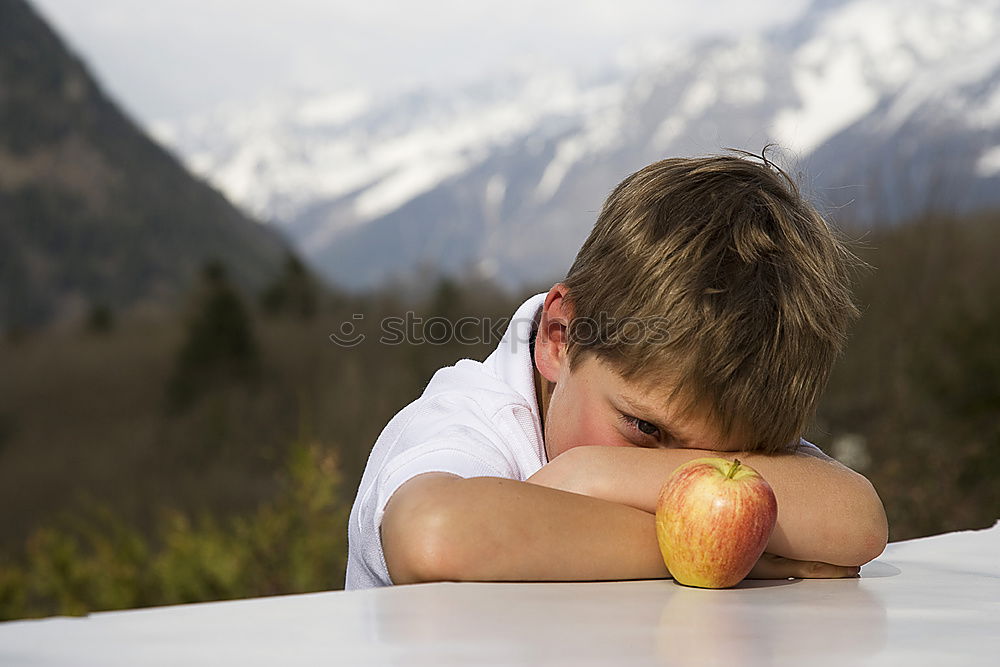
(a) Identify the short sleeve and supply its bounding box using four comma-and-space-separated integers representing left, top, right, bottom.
371, 430, 515, 533
345, 305, 548, 588
352, 425, 517, 586
796, 437, 828, 458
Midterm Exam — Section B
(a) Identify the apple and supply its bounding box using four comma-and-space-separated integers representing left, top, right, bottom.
655, 457, 777, 588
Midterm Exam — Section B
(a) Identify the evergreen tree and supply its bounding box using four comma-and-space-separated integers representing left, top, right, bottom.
259, 254, 318, 319
167, 261, 259, 410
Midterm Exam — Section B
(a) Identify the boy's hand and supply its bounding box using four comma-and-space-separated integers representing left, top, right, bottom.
747, 553, 860, 580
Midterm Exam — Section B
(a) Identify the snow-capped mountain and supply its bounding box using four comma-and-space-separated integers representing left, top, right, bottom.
153, 0, 1000, 292
152, 66, 632, 286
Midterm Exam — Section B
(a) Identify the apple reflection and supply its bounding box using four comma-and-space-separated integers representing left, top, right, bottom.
369, 574, 888, 666
655, 577, 888, 666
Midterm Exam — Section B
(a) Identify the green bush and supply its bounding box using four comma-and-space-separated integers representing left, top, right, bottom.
0, 442, 348, 621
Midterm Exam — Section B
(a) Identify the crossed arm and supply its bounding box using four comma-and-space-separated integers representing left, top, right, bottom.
381, 444, 888, 585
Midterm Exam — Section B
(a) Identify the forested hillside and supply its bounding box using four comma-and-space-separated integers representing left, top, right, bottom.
1, 208, 998, 619
0, 0, 290, 329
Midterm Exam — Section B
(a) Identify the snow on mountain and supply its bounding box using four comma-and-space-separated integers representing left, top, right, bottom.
775, 0, 1000, 150
152, 0, 1000, 292
153, 70, 628, 251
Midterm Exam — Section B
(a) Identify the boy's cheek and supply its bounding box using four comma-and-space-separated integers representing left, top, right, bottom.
546, 399, 631, 455
560, 423, 635, 451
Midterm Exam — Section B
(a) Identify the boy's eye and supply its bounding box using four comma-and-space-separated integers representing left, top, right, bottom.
620, 413, 661, 440
635, 419, 658, 435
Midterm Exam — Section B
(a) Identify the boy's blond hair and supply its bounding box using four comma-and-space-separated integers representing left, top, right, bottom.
562, 153, 860, 453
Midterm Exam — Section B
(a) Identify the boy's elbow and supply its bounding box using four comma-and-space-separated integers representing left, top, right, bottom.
861, 501, 889, 565
843, 514, 887, 568
384, 507, 455, 584
842, 476, 889, 566
381, 476, 471, 584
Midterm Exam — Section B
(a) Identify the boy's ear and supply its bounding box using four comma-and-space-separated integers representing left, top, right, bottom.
535, 283, 574, 384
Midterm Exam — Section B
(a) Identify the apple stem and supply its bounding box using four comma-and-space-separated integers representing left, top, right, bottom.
726, 459, 742, 479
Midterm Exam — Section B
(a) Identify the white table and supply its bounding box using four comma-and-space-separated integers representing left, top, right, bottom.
2, 521, 998, 666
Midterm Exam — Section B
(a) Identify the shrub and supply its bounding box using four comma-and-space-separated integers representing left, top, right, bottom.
0, 442, 348, 620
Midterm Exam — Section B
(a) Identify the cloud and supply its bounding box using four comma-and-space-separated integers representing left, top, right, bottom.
31, 0, 807, 122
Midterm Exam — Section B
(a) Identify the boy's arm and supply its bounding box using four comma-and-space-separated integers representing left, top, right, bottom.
526, 444, 888, 567
382, 472, 664, 584
381, 471, 860, 584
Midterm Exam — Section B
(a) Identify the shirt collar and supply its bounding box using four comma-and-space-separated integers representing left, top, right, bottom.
484, 291, 548, 423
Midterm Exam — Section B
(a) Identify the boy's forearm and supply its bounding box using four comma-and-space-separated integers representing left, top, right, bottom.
382, 472, 669, 584
527, 445, 888, 567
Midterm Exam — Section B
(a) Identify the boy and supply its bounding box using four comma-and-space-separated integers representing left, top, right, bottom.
346, 154, 888, 589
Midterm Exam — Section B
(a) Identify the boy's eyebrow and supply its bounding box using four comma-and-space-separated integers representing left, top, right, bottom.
617, 393, 690, 447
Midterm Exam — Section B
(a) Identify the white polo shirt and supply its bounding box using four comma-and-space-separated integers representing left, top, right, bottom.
345, 291, 550, 589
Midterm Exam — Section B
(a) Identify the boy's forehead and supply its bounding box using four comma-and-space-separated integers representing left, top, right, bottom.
590, 357, 745, 451
592, 356, 680, 412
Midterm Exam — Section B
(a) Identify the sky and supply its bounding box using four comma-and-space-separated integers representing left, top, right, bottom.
31, 0, 809, 124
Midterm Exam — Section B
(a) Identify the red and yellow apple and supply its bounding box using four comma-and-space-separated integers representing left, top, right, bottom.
655, 457, 777, 588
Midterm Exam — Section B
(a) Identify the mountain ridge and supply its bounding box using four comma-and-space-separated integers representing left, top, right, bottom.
0, 0, 292, 329
155, 0, 1000, 292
